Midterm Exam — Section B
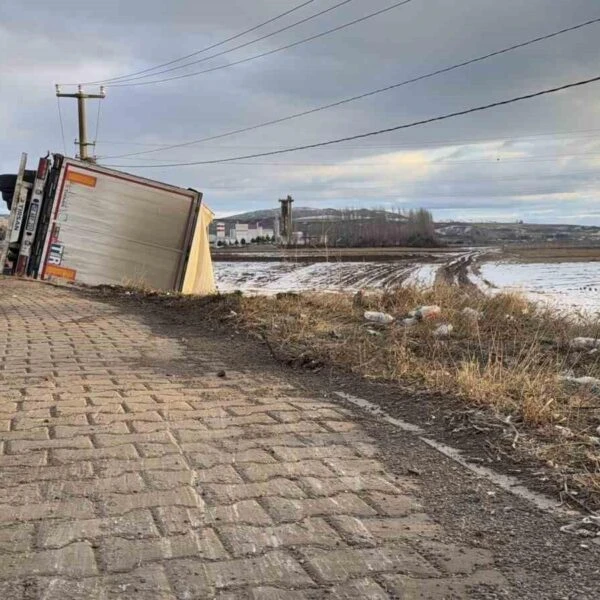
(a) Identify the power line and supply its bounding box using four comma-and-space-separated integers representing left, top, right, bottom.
101, 15, 600, 158
105, 152, 600, 166
95, 127, 600, 150
101, 74, 600, 168
107, 0, 415, 87
76, 0, 316, 85
93, 98, 103, 149
106, 0, 357, 85
56, 97, 68, 156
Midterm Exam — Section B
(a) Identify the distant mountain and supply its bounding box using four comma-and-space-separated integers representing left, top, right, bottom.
221, 207, 408, 223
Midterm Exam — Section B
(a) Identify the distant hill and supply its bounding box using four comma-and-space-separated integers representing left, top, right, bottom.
221, 207, 408, 224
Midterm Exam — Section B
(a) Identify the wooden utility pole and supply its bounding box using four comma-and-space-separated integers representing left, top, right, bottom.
55, 85, 106, 162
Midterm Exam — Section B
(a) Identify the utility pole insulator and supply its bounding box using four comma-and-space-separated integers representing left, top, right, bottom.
55, 84, 106, 162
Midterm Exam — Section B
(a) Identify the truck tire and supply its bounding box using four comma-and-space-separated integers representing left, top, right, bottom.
0, 171, 36, 209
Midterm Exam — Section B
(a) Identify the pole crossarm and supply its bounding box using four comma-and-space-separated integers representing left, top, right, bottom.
54, 85, 106, 161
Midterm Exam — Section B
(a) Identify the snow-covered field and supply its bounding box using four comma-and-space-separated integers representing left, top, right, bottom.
214, 261, 434, 294
214, 259, 600, 313
479, 261, 600, 313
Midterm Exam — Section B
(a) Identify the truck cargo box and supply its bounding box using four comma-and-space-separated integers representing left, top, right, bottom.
2, 154, 215, 294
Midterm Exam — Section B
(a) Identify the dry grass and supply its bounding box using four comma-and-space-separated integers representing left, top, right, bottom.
220, 284, 600, 500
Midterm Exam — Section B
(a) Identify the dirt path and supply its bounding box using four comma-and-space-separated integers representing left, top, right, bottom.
0, 279, 598, 599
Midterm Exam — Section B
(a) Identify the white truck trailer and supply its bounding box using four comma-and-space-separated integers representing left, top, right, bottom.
0, 153, 215, 294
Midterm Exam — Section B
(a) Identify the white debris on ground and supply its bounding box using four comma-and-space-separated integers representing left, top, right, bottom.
462, 307, 483, 321
364, 311, 394, 324
560, 375, 600, 388
433, 324, 454, 337
570, 337, 600, 350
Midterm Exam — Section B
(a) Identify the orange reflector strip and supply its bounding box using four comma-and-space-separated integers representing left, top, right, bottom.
45, 265, 77, 282
66, 170, 97, 187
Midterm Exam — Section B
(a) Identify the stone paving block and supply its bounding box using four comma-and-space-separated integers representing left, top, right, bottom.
218, 517, 342, 557
271, 445, 358, 462
12, 413, 88, 430
238, 460, 336, 482
94, 431, 173, 447
101, 486, 202, 515
206, 499, 272, 526
324, 458, 385, 476
299, 475, 401, 497
53, 422, 130, 437
38, 508, 159, 548
154, 505, 205, 535
147, 469, 195, 489
99, 530, 227, 572
195, 465, 245, 484
201, 478, 306, 504
228, 403, 298, 416
1, 541, 97, 578
95, 454, 188, 477
249, 587, 309, 600
0, 461, 93, 487
203, 414, 278, 429
0, 522, 35, 552
41, 564, 177, 600
0, 498, 95, 523
300, 546, 438, 584
364, 491, 424, 517
46, 472, 146, 499
0, 427, 50, 441
53, 444, 139, 463
91, 410, 163, 424
0, 482, 44, 504
263, 494, 377, 524
187, 448, 276, 469
131, 418, 208, 433
330, 514, 441, 545
168, 551, 314, 597
8, 435, 93, 454
325, 578, 390, 599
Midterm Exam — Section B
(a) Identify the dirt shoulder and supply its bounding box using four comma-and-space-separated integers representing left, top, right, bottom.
79, 284, 600, 599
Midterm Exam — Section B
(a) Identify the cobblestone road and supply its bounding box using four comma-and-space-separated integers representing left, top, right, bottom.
0, 279, 509, 599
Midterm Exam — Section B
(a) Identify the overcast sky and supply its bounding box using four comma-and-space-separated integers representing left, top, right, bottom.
2, 0, 600, 222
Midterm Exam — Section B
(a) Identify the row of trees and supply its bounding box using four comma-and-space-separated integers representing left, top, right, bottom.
302, 208, 437, 247
215, 235, 276, 247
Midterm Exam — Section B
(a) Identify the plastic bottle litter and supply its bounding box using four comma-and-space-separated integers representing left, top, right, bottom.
364, 311, 394, 325
433, 324, 454, 337
402, 317, 418, 327
409, 305, 441, 321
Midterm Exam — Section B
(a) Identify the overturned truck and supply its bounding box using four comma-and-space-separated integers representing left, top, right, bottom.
0, 154, 215, 294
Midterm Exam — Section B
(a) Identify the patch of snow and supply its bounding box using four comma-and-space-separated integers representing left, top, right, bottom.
479, 261, 600, 314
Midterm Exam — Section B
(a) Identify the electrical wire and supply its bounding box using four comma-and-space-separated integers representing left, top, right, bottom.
105, 0, 357, 84
105, 153, 600, 166
107, 0, 415, 87
101, 74, 600, 168
56, 97, 68, 156
95, 127, 600, 150
101, 15, 600, 159
76, 0, 316, 85
93, 99, 103, 154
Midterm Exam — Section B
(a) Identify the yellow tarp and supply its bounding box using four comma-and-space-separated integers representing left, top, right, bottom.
181, 202, 216, 295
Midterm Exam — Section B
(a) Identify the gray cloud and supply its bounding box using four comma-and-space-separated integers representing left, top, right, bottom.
2, 0, 600, 222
